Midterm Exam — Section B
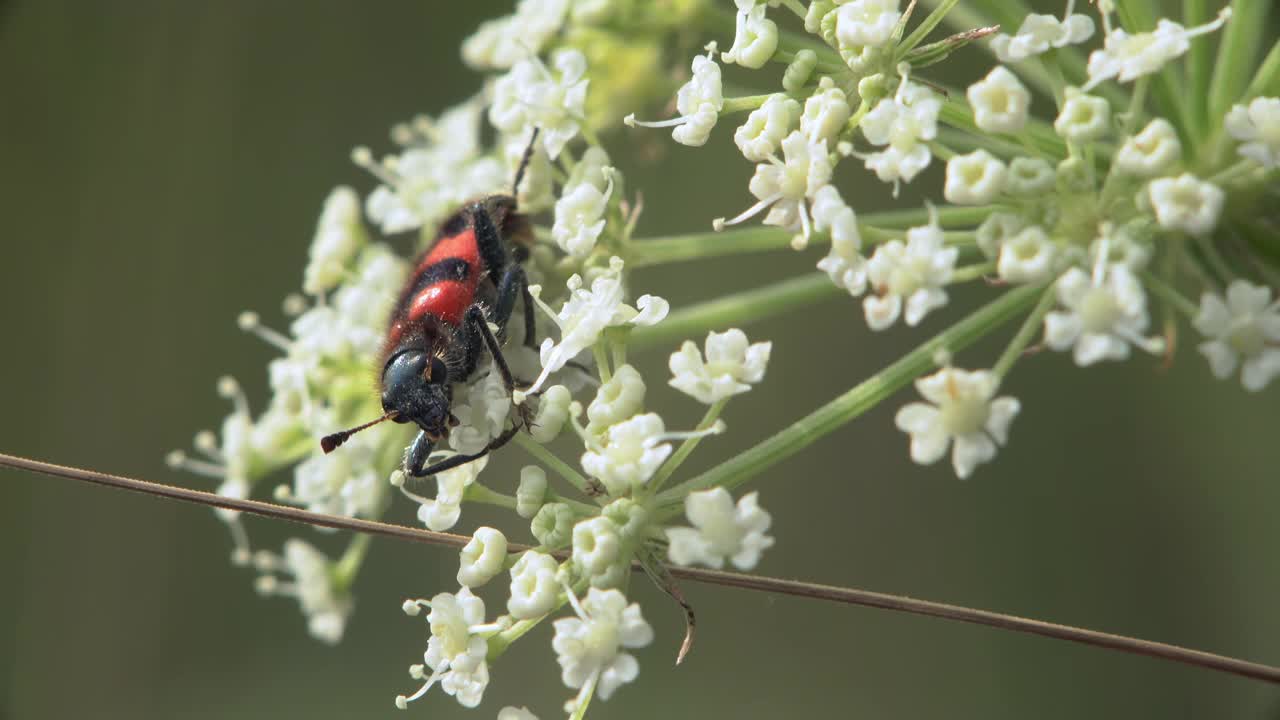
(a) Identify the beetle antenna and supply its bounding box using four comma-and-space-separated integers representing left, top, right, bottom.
512, 127, 541, 199
320, 411, 399, 453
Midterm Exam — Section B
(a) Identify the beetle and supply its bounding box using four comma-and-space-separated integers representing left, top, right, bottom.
320, 130, 541, 478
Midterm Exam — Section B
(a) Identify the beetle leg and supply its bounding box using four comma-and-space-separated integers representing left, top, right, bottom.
412, 424, 520, 477
404, 430, 435, 478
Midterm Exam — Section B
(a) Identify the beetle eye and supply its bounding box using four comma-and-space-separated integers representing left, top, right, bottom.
425, 357, 449, 384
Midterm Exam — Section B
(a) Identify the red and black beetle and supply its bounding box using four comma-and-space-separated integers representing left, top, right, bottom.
320, 131, 541, 478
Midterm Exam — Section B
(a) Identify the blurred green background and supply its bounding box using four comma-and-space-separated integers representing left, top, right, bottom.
2, 2, 1279, 718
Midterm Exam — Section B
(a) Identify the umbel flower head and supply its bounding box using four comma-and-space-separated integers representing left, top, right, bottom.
170, 0, 1280, 715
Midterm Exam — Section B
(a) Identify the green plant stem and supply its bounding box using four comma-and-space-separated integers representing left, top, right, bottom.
592, 342, 613, 383
1142, 271, 1201, 319
1245, 39, 1280, 99
630, 207, 994, 267
899, 0, 960, 57
469, 482, 598, 517
629, 226, 795, 267
656, 284, 1042, 505
992, 283, 1056, 379
1183, 0, 1212, 140
513, 433, 593, 496
333, 532, 372, 589
722, 94, 779, 115
939, 97, 1069, 160
8, 451, 1280, 685
647, 398, 730, 496
568, 673, 598, 720
1209, 0, 1268, 124
630, 274, 841, 351
951, 261, 996, 282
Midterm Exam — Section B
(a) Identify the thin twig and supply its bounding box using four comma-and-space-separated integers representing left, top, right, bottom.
4, 451, 1279, 685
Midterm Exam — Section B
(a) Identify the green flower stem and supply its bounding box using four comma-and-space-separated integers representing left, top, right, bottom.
332, 532, 372, 589
630, 207, 993, 267
1209, 158, 1260, 186
779, 0, 807, 20
861, 225, 905, 243
630, 274, 842, 351
609, 333, 628, 370
465, 483, 517, 510
992, 283, 1056, 379
1122, 76, 1151, 137
1184, 0, 1213, 138
592, 342, 613, 383
1245, 39, 1280, 99
939, 97, 1070, 160
951, 261, 997, 283
721, 94, 779, 115
568, 674, 598, 720
930, 141, 958, 162
629, 226, 794, 267
468, 482, 597, 516
1197, 233, 1238, 282
899, 0, 960, 57
1143, 271, 1202, 319
1209, 0, 1269, 124
647, 398, 730, 496
656, 284, 1042, 507
514, 433, 593, 497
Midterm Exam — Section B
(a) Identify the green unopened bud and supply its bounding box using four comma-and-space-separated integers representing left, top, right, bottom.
603, 497, 649, 539
817, 3, 840, 45
1006, 157, 1057, 196
1055, 157, 1093, 194
516, 465, 548, 519
783, 49, 818, 93
857, 73, 891, 106
531, 503, 575, 547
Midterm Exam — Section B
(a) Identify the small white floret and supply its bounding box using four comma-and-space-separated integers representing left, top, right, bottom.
722, 5, 779, 69
668, 329, 772, 405
1193, 280, 1280, 392
1147, 173, 1224, 237
863, 215, 957, 329
1225, 97, 1280, 169
967, 66, 1031, 134
1054, 89, 1111, 143
1116, 118, 1182, 177
734, 94, 801, 162
552, 588, 653, 701
895, 367, 1020, 479
458, 527, 508, 588
944, 150, 1008, 205
666, 488, 774, 570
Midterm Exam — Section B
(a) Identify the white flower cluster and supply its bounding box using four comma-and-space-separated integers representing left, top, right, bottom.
626, 0, 1273, 484
178, 1, 1280, 716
